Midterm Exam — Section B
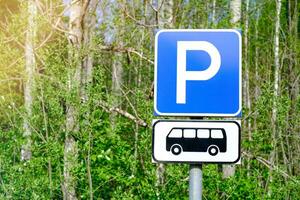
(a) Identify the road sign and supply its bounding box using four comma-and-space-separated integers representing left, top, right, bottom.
154, 29, 242, 116
152, 120, 240, 163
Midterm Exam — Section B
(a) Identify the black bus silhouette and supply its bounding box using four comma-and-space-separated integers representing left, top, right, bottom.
166, 127, 227, 156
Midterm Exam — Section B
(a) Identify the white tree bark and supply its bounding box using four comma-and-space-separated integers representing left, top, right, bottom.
21, 0, 37, 161
63, 0, 84, 199
158, 0, 173, 28
244, 0, 251, 142
273, 0, 281, 108
269, 0, 282, 192
82, 0, 98, 101
254, 7, 261, 132
82, 1, 98, 199
110, 0, 125, 131
271, 0, 282, 164
287, 0, 299, 175
211, 0, 217, 26
230, 0, 241, 25
63, 0, 97, 199
223, 0, 241, 179
156, 0, 174, 194
111, 51, 123, 113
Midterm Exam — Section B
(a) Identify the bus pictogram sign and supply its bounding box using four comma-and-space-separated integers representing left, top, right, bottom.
152, 119, 241, 163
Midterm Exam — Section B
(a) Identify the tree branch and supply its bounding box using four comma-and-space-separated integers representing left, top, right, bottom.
243, 151, 299, 183
96, 45, 154, 64
96, 100, 147, 127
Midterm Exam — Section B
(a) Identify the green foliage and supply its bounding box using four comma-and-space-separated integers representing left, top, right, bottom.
0, 0, 299, 199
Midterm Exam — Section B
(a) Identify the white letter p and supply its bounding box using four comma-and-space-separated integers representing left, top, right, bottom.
176, 41, 221, 104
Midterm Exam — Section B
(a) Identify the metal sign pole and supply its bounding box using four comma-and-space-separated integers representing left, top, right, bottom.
189, 116, 203, 200
189, 164, 202, 200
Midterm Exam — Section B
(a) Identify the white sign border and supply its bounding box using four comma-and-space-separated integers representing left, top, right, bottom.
154, 29, 242, 116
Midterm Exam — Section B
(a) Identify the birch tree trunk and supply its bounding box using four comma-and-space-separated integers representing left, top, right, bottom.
110, 0, 125, 132
230, 0, 241, 25
287, 0, 299, 176
243, 0, 252, 175
111, 52, 123, 131
223, 0, 241, 179
82, 1, 98, 199
63, 0, 86, 199
211, 0, 217, 26
269, 0, 282, 194
254, 7, 261, 134
272, 0, 282, 131
158, 0, 173, 28
21, 0, 37, 161
63, 1, 97, 198
82, 0, 97, 101
244, 0, 251, 141
156, 0, 173, 194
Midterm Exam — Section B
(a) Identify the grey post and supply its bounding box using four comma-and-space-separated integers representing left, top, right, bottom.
189, 164, 202, 200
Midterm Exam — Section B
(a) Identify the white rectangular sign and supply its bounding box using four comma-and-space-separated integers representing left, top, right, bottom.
152, 120, 241, 163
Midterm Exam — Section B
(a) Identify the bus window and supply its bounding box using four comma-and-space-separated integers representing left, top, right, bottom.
168, 129, 182, 138
183, 129, 196, 138
197, 129, 209, 138
211, 129, 223, 138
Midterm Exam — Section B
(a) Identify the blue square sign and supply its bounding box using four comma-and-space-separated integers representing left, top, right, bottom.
154, 29, 242, 116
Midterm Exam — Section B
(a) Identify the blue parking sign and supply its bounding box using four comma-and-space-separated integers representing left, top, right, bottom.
154, 29, 242, 116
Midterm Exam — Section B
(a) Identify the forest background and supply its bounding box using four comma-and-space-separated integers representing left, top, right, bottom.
0, 0, 299, 199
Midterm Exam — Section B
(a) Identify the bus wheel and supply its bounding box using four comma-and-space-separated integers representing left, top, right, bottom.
171, 144, 182, 155
208, 145, 219, 156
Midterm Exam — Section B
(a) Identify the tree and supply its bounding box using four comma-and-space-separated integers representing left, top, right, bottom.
286, 0, 299, 175
110, 0, 125, 132
155, 0, 174, 194
269, 0, 282, 194
63, 0, 97, 199
211, 0, 217, 26
21, 0, 37, 161
82, 1, 98, 199
222, 0, 241, 179
63, 0, 82, 198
